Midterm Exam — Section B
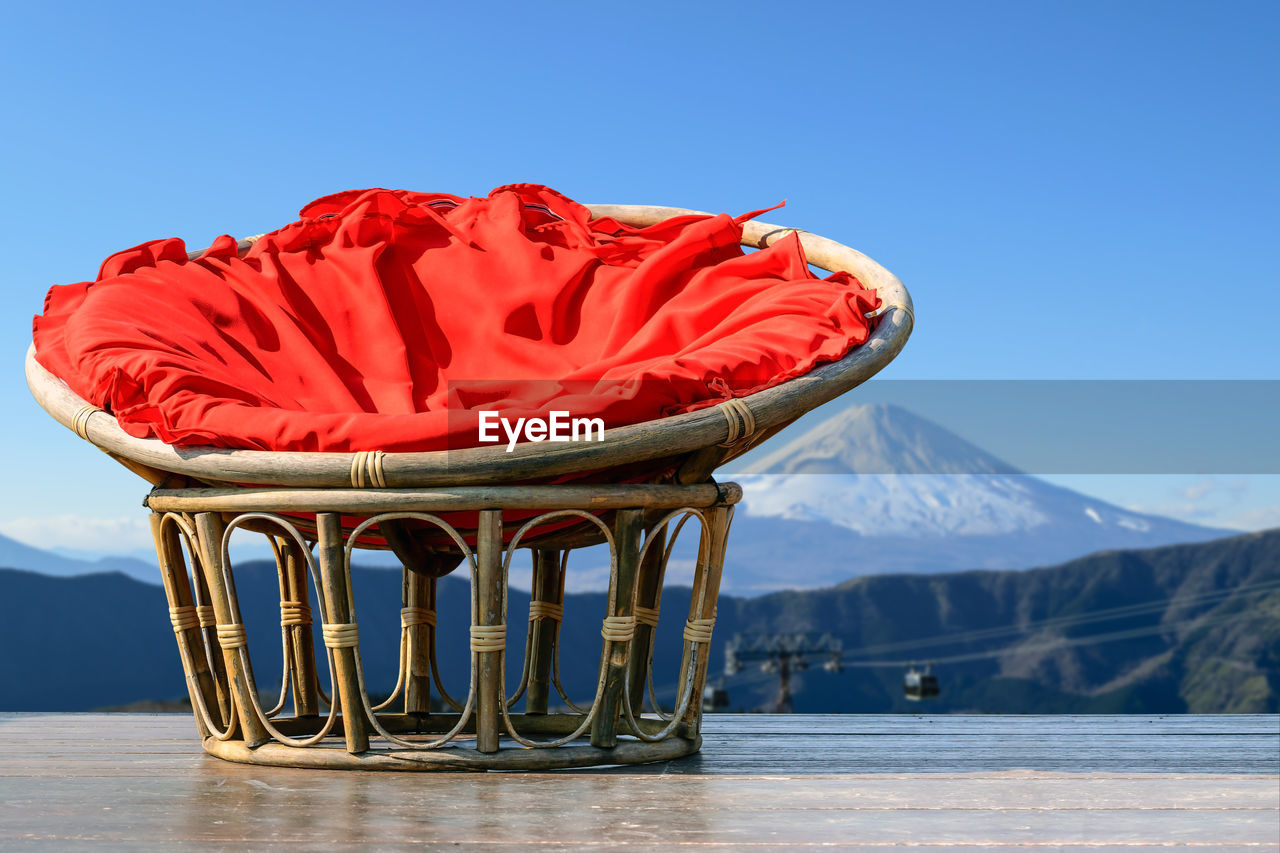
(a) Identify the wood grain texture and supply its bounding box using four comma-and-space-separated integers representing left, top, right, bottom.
0, 714, 1275, 848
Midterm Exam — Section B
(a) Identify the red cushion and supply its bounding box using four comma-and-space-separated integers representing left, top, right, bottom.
33, 184, 879, 453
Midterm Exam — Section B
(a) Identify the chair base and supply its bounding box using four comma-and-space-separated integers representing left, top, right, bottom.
204, 714, 700, 771
146, 483, 737, 771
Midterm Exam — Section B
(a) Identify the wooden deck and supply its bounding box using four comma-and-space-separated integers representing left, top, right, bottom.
1, 714, 1276, 849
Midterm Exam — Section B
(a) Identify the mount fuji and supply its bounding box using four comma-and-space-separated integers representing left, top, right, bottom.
713, 404, 1232, 594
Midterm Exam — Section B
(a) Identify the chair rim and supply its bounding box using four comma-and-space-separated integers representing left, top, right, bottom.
25, 203, 914, 489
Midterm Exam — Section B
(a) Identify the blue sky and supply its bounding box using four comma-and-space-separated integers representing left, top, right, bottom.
1, 1, 1276, 555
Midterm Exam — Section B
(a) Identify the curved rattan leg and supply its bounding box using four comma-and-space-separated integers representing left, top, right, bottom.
316, 513, 369, 753
150, 512, 220, 737
591, 509, 643, 748
525, 549, 563, 716
680, 505, 734, 735
402, 569, 435, 716
186, 548, 232, 725
474, 510, 505, 753
278, 537, 319, 718
195, 512, 271, 747
628, 524, 666, 713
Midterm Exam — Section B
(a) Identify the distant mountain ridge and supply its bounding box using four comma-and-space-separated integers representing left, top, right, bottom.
2, 529, 1276, 713
716, 528, 1280, 714
0, 532, 155, 581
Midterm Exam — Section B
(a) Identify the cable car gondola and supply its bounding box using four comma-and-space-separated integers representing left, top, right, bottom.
903, 663, 940, 701
703, 680, 731, 712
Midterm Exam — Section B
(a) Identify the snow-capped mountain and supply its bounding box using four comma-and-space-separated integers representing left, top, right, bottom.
710, 404, 1231, 593
744, 401, 1020, 477
736, 404, 1175, 538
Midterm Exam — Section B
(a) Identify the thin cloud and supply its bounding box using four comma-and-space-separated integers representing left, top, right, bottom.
1178, 478, 1248, 504
0, 515, 154, 552
1224, 506, 1280, 532
1126, 478, 1259, 528
1126, 503, 1221, 524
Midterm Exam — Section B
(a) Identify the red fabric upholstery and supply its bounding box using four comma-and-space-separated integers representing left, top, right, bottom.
34, 185, 879, 453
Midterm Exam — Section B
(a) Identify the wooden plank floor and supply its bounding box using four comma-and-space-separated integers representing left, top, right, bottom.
0, 714, 1276, 849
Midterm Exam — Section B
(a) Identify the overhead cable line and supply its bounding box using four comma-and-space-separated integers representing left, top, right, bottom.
840, 579, 1280, 660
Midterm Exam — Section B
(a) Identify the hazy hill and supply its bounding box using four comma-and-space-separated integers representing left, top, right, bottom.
0, 532, 155, 581
718, 528, 1279, 714
2, 529, 1275, 713
0, 568, 177, 710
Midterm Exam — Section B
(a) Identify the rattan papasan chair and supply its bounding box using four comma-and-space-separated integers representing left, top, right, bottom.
27, 185, 913, 770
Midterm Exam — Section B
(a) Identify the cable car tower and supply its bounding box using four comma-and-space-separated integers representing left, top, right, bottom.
724, 632, 843, 713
